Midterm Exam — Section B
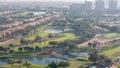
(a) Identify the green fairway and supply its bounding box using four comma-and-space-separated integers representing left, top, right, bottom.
1, 39, 21, 48
0, 60, 88, 68
68, 61, 87, 68
101, 44, 120, 58
102, 33, 118, 39
0, 26, 77, 50
25, 26, 52, 40
12, 11, 30, 17
52, 33, 76, 41
30, 32, 77, 47
116, 64, 120, 68
25, 26, 77, 47
1, 64, 46, 68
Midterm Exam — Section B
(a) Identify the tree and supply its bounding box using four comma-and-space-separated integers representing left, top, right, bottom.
16, 59, 23, 68
97, 55, 113, 67
20, 39, 26, 44
23, 46, 34, 52
9, 44, 14, 47
7, 59, 16, 68
0, 46, 7, 52
58, 61, 70, 68
89, 51, 98, 62
89, 51, 113, 68
9, 50, 14, 54
49, 41, 58, 45
18, 47, 23, 52
23, 61, 31, 68
48, 62, 58, 68
104, 58, 113, 67
34, 35, 42, 42
27, 13, 34, 16
20, 39, 30, 44
88, 42, 93, 48
35, 46, 41, 52
68, 43, 77, 52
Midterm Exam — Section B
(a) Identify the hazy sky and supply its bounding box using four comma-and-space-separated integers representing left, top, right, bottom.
0, 0, 94, 2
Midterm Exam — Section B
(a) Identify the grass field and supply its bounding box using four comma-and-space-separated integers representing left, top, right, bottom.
0, 60, 88, 68
1, 64, 46, 68
0, 26, 50, 47
52, 33, 76, 41
0, 25, 77, 51
116, 64, 120, 68
25, 26, 77, 47
29, 32, 77, 47
1, 39, 20, 48
68, 61, 87, 68
101, 44, 120, 58
25, 26, 53, 40
102, 33, 118, 39
12, 11, 30, 17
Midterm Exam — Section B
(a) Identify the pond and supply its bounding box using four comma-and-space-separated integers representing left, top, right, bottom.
89, 66, 96, 68
44, 29, 63, 33
23, 57, 63, 64
0, 52, 88, 65
62, 52, 89, 59
0, 59, 6, 65
0, 57, 63, 65
69, 52, 89, 57
32, 12, 46, 15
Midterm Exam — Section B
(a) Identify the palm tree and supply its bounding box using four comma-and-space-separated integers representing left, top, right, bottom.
23, 61, 31, 68
7, 59, 16, 68
34, 35, 42, 42
58, 61, 70, 68
88, 51, 98, 62
88, 42, 93, 48
18, 47, 23, 52
16, 59, 23, 68
48, 61, 58, 68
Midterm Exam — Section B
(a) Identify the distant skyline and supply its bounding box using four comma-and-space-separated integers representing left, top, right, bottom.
0, 0, 119, 7
0, 0, 95, 2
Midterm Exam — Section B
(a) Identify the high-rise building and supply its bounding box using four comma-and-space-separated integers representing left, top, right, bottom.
109, 0, 118, 10
70, 1, 93, 12
95, 0, 105, 10
70, 3, 85, 12
85, 1, 92, 11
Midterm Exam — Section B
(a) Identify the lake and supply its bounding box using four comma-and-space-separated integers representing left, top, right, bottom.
44, 29, 63, 33
32, 12, 46, 15
0, 52, 88, 65
23, 57, 63, 64
0, 57, 63, 65
63, 52, 89, 59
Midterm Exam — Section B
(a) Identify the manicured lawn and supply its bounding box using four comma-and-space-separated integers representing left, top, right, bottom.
68, 60, 89, 68
102, 33, 118, 39
31, 41, 49, 47
30, 32, 77, 47
25, 26, 77, 47
0, 38, 21, 48
116, 64, 120, 68
0, 26, 77, 51
101, 44, 120, 58
1, 64, 46, 68
0, 61, 88, 68
12, 11, 30, 17
68, 61, 83, 68
52, 33, 76, 41
25, 26, 52, 40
